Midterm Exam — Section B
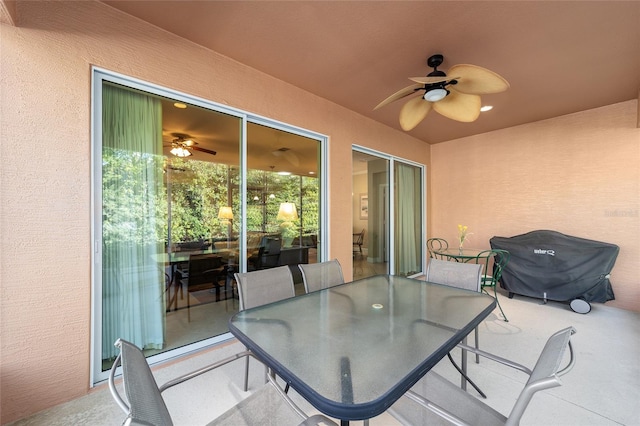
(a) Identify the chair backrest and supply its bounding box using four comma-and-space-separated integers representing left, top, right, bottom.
425, 259, 483, 292
234, 265, 295, 310
187, 253, 223, 287
298, 259, 345, 293
475, 249, 510, 285
506, 326, 576, 426
109, 339, 173, 426
427, 238, 449, 259
353, 229, 365, 245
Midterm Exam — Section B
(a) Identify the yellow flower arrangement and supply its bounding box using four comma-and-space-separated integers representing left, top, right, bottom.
457, 224, 472, 250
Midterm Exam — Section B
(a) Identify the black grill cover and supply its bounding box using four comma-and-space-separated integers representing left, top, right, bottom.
490, 230, 618, 303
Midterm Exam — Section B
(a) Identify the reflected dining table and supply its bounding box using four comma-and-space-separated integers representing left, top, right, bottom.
228, 274, 496, 424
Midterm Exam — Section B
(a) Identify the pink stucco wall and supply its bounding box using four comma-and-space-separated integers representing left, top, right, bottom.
0, 1, 429, 422
430, 101, 639, 311
1, 1, 638, 423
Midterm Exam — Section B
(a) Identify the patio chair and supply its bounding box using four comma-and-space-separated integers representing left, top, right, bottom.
475, 249, 511, 322
425, 259, 485, 394
108, 338, 337, 426
234, 266, 296, 391
427, 238, 449, 259
298, 259, 345, 293
388, 326, 577, 426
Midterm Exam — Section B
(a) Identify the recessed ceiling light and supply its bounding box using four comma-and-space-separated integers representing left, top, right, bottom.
308, 171, 315, 175
277, 171, 292, 176
173, 102, 187, 109
480, 105, 493, 112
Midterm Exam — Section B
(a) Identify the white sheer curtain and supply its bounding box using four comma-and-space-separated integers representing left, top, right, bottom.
102, 83, 165, 359
394, 162, 421, 276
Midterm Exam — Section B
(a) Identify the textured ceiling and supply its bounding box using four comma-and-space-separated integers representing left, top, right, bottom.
103, 1, 640, 144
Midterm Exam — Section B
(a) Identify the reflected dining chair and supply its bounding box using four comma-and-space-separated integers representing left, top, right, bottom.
184, 253, 226, 322
425, 259, 485, 393
108, 338, 338, 426
353, 229, 365, 256
298, 259, 345, 293
475, 249, 511, 322
388, 327, 577, 426
427, 238, 449, 259
234, 266, 296, 391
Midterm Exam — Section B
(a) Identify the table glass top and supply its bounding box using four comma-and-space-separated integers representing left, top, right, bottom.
229, 274, 495, 420
433, 247, 492, 259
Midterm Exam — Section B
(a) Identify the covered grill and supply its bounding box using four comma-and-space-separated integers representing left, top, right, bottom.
490, 230, 618, 312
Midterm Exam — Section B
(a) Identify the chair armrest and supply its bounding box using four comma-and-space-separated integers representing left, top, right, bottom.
265, 375, 339, 426
556, 340, 576, 377
108, 353, 129, 414
158, 350, 253, 392
403, 389, 472, 426
457, 342, 533, 375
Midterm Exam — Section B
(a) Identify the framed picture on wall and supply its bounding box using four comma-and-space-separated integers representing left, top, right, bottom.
359, 194, 368, 219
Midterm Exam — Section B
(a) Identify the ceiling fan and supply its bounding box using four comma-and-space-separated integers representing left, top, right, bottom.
374, 54, 509, 131
169, 133, 217, 157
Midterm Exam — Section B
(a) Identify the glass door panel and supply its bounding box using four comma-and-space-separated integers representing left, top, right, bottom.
352, 151, 389, 279
394, 161, 424, 276
100, 81, 241, 369
246, 123, 320, 290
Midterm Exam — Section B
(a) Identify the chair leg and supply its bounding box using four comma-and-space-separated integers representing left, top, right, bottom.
243, 355, 250, 391
483, 284, 509, 322
186, 287, 191, 323
474, 326, 480, 364
492, 285, 509, 322
460, 335, 467, 391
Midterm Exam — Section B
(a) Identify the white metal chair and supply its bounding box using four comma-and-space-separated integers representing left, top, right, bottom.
298, 259, 345, 293
234, 265, 296, 391
388, 326, 577, 426
108, 338, 337, 426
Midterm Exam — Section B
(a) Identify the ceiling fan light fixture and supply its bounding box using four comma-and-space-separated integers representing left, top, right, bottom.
423, 88, 448, 102
170, 146, 192, 157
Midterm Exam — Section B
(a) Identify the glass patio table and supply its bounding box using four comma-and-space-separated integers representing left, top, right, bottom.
433, 247, 493, 263
228, 274, 496, 424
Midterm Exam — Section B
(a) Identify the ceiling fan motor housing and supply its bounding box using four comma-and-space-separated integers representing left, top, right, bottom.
427, 54, 444, 69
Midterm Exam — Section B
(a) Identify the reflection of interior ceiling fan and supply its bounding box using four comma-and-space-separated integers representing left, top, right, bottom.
168, 133, 217, 157
271, 147, 300, 167
374, 54, 509, 130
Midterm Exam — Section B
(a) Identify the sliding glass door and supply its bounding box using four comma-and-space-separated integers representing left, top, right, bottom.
352, 147, 424, 279
92, 69, 326, 383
